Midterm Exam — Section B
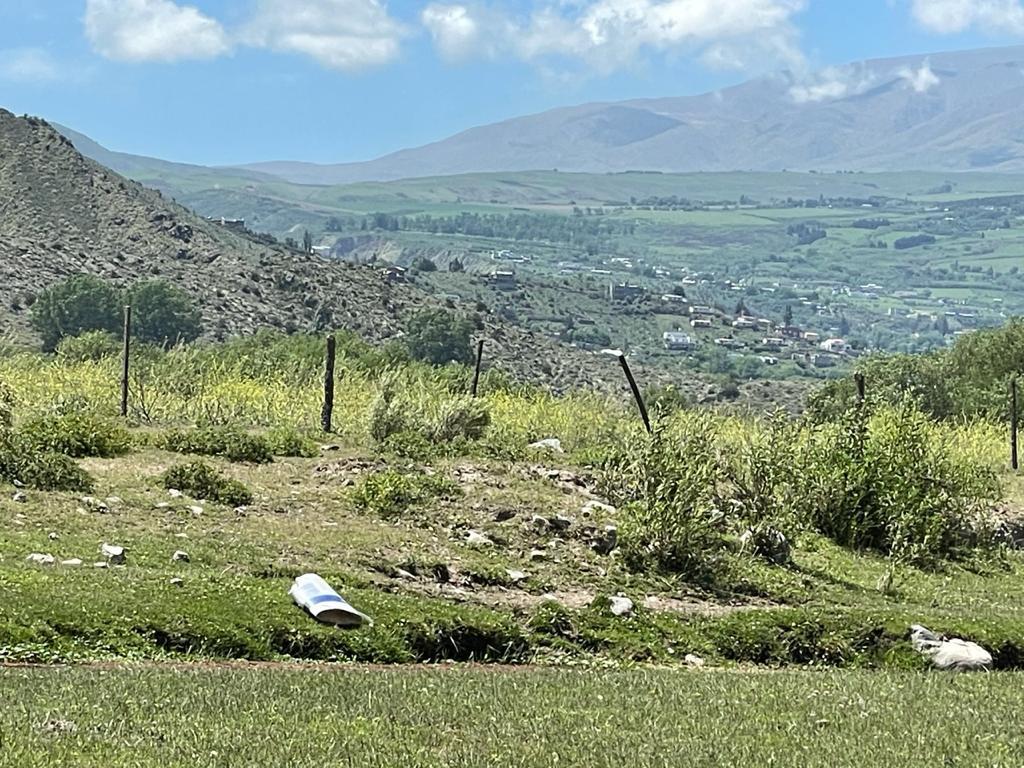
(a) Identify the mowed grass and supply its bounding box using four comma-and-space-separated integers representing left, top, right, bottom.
2, 666, 1023, 768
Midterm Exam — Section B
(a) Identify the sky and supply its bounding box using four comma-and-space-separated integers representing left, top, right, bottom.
2, 0, 1024, 165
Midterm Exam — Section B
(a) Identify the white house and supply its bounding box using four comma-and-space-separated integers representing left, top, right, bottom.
663, 332, 696, 351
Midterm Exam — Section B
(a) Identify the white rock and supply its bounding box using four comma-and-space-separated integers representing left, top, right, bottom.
26, 553, 55, 565
101, 543, 126, 565
528, 438, 564, 453
171, 550, 190, 563
47, 532, 59, 541
609, 596, 634, 617
80, 496, 109, 512
105, 497, 123, 506
582, 500, 616, 517
684, 653, 706, 668
188, 505, 204, 517
465, 530, 494, 547
153, 502, 171, 510
11, 491, 27, 503
529, 549, 547, 561
93, 561, 109, 569
60, 558, 83, 567
395, 568, 417, 581
506, 569, 528, 584
167, 489, 184, 499
169, 577, 184, 587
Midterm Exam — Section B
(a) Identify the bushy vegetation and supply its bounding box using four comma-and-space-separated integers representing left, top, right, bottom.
368, 377, 491, 454
162, 461, 253, 506
127, 279, 203, 346
30, 274, 122, 352
351, 468, 462, 518
0, 431, 93, 492
17, 409, 132, 458
404, 309, 476, 366
160, 426, 274, 464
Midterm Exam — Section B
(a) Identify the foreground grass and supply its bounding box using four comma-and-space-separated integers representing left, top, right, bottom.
2, 666, 1022, 767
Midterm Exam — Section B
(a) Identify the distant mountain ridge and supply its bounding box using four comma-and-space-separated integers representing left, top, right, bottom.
232, 45, 1024, 184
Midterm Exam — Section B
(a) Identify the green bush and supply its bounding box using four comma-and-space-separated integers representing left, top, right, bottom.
603, 413, 725, 577
29, 275, 121, 352
368, 380, 490, 451
352, 469, 461, 518
161, 426, 273, 464
128, 280, 203, 347
404, 309, 475, 366
265, 427, 319, 458
162, 461, 253, 507
0, 432, 93, 492
18, 411, 132, 458
55, 331, 122, 363
0, 381, 13, 429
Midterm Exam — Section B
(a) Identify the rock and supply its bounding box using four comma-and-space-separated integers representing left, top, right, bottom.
171, 550, 190, 563
465, 530, 494, 547
529, 549, 547, 562
395, 568, 417, 581
506, 569, 528, 584
548, 514, 573, 532
169, 577, 184, 587
321, 444, 341, 452
609, 595, 634, 617
494, 508, 517, 523
26, 553, 55, 565
741, 527, 791, 566
105, 497, 123, 506
530, 515, 549, 531
47, 531, 59, 541
529, 438, 564, 453
60, 558, 83, 567
80, 496, 109, 513
590, 525, 618, 556
11, 491, 26, 503
167, 489, 184, 499
153, 502, 171, 510
432, 564, 451, 584
101, 543, 126, 565
188, 505, 204, 517
93, 562, 109, 569
581, 500, 616, 517
684, 653, 706, 668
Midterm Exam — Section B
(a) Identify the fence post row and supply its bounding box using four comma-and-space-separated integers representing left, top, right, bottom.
120, 305, 131, 418
322, 335, 336, 434
1012, 376, 1019, 472
471, 339, 485, 398
618, 354, 652, 435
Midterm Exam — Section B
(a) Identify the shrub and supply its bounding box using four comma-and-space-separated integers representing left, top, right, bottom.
404, 309, 475, 366
29, 275, 122, 352
0, 381, 13, 429
162, 461, 253, 506
0, 432, 93, 492
352, 469, 461, 518
368, 381, 490, 451
160, 426, 273, 464
603, 413, 725, 577
55, 331, 121, 363
128, 280, 203, 347
426, 396, 490, 443
265, 427, 319, 458
18, 411, 132, 458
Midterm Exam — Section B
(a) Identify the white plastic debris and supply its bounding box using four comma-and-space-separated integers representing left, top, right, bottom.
289, 573, 372, 628
26, 553, 55, 565
910, 624, 992, 671
60, 558, 83, 567
528, 438, 564, 453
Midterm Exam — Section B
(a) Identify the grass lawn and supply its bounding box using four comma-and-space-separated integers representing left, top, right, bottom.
1, 666, 1022, 767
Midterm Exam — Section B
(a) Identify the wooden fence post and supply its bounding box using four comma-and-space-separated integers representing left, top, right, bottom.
854, 371, 865, 405
618, 354, 652, 435
1012, 376, 1019, 472
321, 335, 336, 433
120, 305, 131, 418
471, 339, 485, 397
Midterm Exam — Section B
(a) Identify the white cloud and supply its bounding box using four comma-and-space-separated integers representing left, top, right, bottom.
84, 0, 229, 62
899, 59, 941, 92
421, 0, 808, 72
244, 0, 407, 71
911, 0, 1024, 34
0, 48, 61, 82
788, 65, 876, 103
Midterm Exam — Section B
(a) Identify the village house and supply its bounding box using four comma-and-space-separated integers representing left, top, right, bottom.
662, 332, 697, 351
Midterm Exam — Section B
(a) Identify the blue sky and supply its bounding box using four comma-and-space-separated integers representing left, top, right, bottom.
0, 0, 1022, 165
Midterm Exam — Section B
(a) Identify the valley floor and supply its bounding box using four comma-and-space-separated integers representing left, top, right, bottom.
2, 665, 1022, 767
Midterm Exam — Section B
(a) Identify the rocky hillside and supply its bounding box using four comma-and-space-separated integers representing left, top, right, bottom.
0, 110, 666, 398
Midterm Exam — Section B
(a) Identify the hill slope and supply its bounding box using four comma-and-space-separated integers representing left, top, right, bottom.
239, 45, 1024, 183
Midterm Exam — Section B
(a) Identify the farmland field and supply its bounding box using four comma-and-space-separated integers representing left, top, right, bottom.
2, 666, 1023, 767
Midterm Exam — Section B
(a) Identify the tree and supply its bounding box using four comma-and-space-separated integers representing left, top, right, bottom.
449, 258, 464, 273
30, 274, 121, 352
404, 309, 475, 366
411, 256, 437, 272
783, 304, 794, 326
734, 299, 748, 317
302, 230, 314, 253
128, 280, 203, 347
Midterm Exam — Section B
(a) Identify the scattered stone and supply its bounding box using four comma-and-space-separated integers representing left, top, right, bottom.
11, 491, 26, 503
169, 577, 184, 587
101, 543, 126, 565
395, 568, 417, 581
590, 525, 618, 556
684, 653, 705, 668
530, 515, 549, 531
608, 595, 634, 617
529, 438, 564, 453
740, 527, 791, 566
80, 496, 109, 513
173, 532, 189, 539
105, 497, 123, 506
465, 530, 494, 547
41, 718, 77, 735
171, 550, 190, 563
506, 569, 528, 584
60, 558, 83, 567
548, 514, 573, 532
188, 505, 204, 517
321, 444, 341, 452
432, 563, 451, 584
167, 489, 184, 499
493, 508, 517, 523
529, 549, 547, 562
581, 500, 616, 517
47, 531, 59, 541
93, 562, 108, 569
26, 553, 55, 565
153, 502, 171, 510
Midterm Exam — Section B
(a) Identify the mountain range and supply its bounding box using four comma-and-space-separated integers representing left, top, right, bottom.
229, 45, 1024, 184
